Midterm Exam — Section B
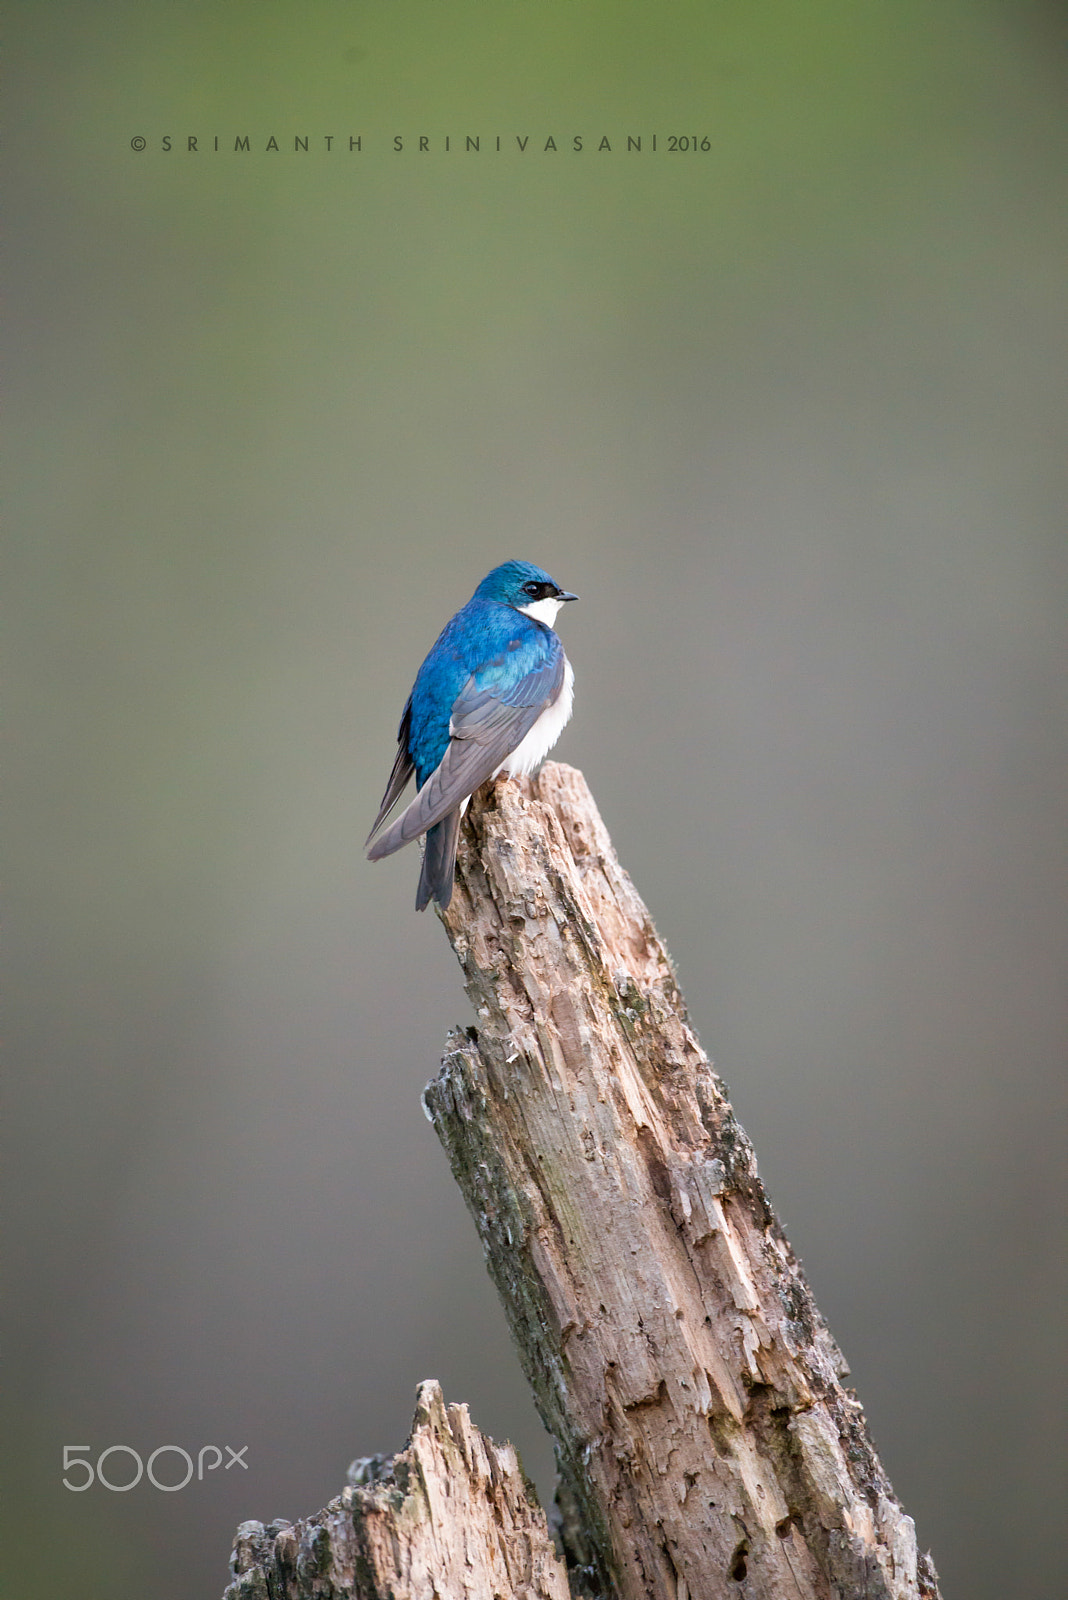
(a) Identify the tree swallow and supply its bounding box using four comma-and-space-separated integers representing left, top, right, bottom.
366, 560, 578, 911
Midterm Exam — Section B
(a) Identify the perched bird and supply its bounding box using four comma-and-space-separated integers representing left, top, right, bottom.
366, 560, 578, 910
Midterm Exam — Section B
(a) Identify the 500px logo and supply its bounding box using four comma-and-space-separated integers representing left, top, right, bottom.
62, 1443, 248, 1491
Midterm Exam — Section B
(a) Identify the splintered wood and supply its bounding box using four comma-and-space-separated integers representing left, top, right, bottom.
425, 762, 940, 1600
224, 1380, 570, 1600
222, 761, 940, 1600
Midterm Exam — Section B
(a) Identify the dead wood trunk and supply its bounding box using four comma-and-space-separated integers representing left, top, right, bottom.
223, 761, 940, 1600
422, 762, 940, 1600
224, 1380, 570, 1600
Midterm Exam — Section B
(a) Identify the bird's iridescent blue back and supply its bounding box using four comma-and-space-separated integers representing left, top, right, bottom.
407, 596, 562, 784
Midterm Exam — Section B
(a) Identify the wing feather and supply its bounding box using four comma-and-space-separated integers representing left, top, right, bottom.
365, 697, 416, 844
366, 650, 563, 861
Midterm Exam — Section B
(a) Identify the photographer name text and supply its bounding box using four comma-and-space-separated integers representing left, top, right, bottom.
129, 131, 711, 155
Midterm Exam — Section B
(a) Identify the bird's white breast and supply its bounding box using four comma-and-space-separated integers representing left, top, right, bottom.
498, 657, 575, 778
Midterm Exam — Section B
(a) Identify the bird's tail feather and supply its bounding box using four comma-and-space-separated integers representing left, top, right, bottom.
416, 809, 462, 912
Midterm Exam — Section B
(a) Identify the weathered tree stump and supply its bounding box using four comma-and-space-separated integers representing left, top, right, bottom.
224, 1380, 570, 1600
223, 762, 940, 1600
424, 763, 940, 1600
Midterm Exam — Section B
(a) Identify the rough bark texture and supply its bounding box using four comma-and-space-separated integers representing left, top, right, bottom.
423, 762, 941, 1600
223, 1379, 570, 1600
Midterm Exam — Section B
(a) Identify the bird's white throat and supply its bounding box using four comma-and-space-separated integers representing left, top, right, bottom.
517, 596, 565, 627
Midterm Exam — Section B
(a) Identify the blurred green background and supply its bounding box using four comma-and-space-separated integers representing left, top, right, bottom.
7, 3, 1066, 1596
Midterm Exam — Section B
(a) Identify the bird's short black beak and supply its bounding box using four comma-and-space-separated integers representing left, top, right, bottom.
557, 590, 579, 602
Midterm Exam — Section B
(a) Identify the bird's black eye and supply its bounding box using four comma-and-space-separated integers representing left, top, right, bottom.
523, 581, 543, 598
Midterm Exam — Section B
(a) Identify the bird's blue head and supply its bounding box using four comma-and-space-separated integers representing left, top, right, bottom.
473, 560, 578, 625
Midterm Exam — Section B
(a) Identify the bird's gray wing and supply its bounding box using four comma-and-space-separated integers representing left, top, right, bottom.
365, 652, 563, 861
365, 697, 416, 844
